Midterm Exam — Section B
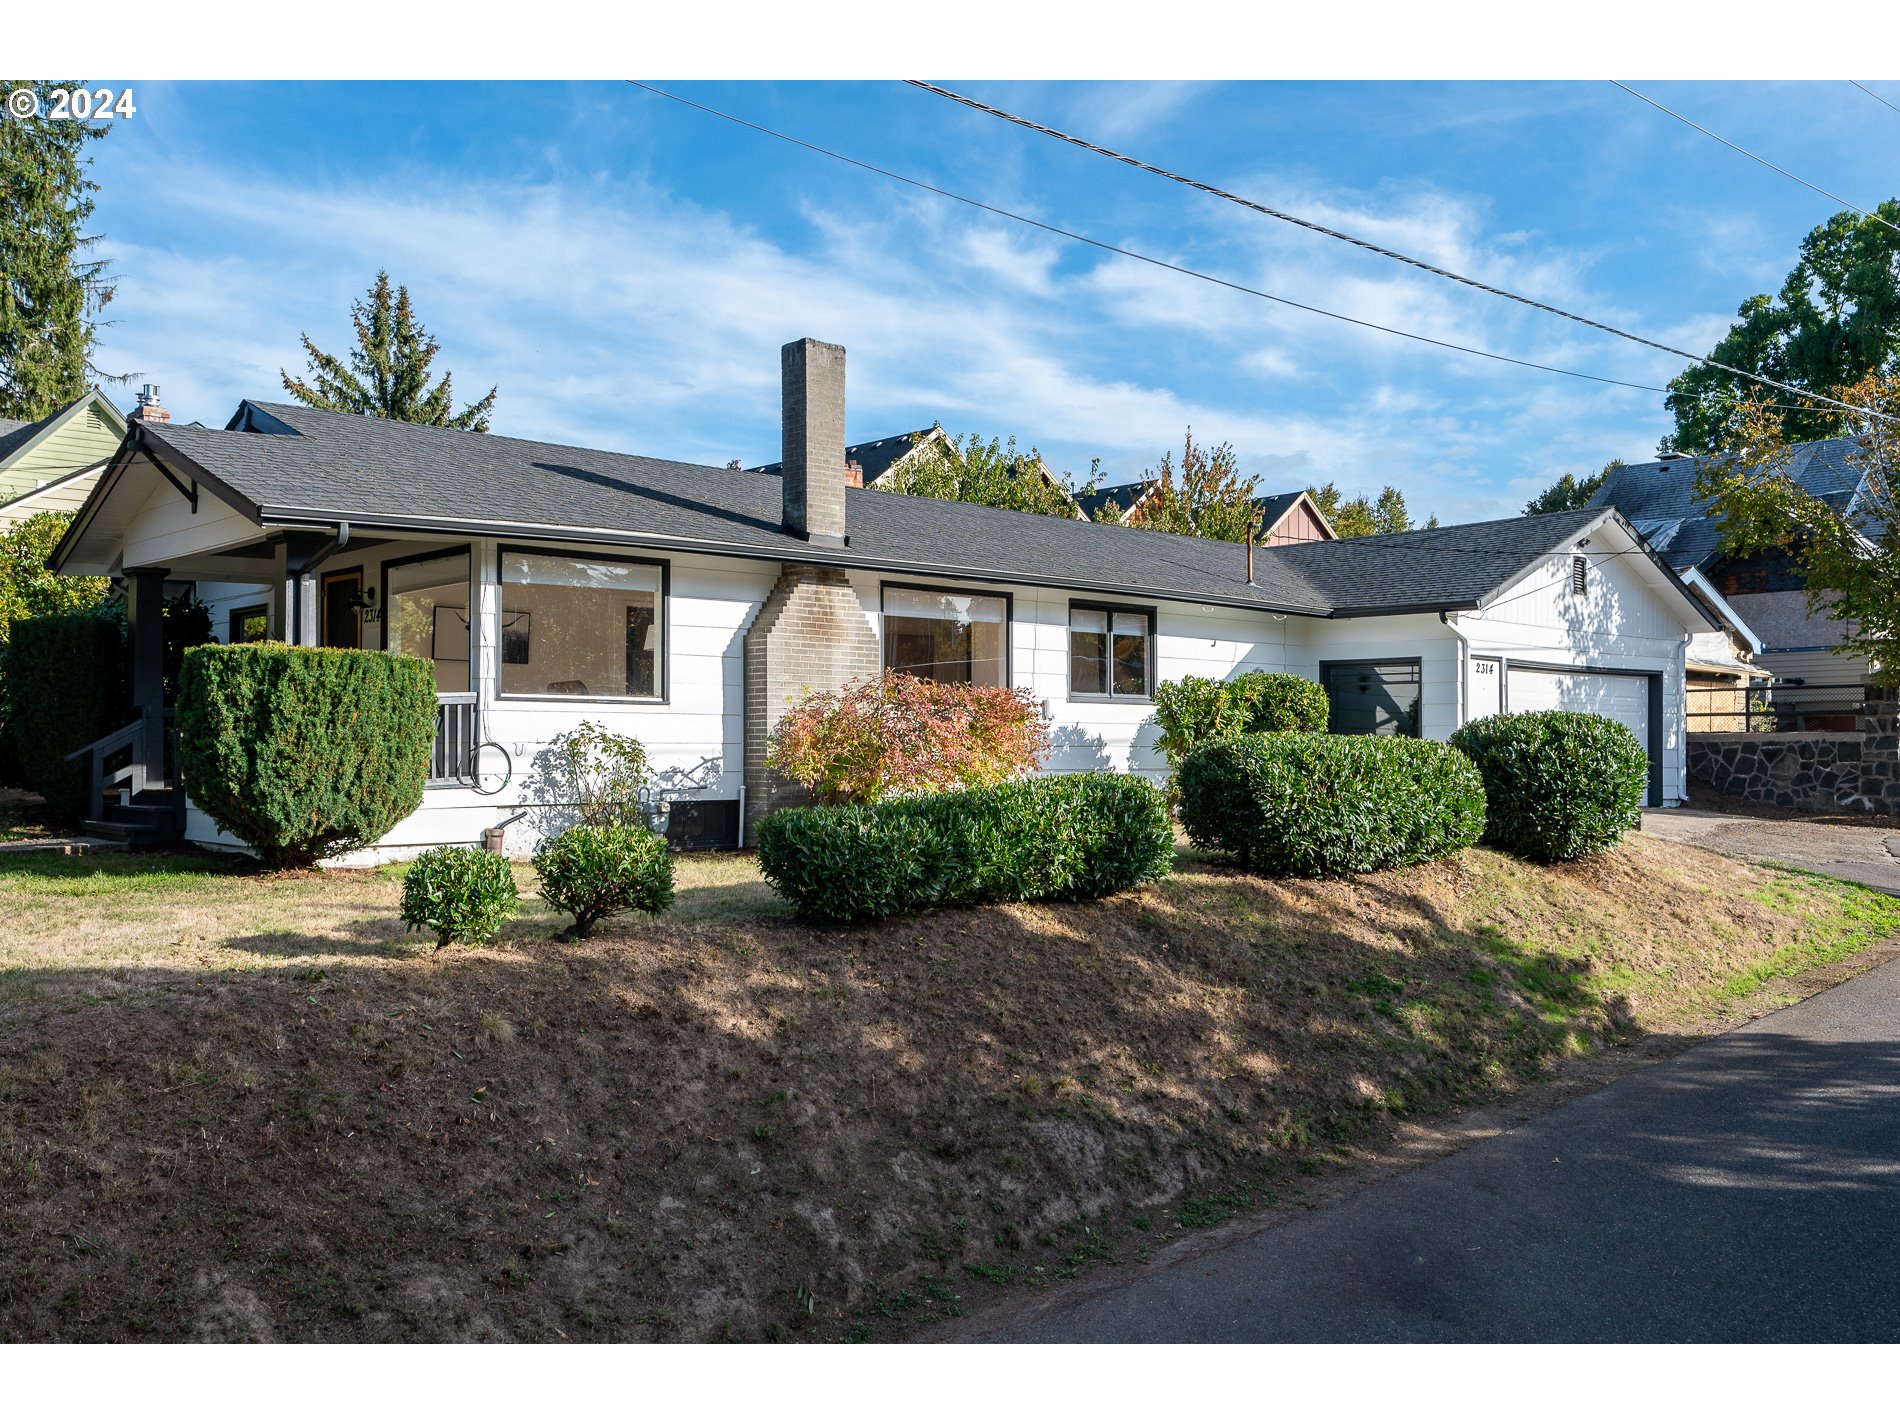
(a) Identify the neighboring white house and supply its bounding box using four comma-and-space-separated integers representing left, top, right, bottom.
51, 339, 1716, 859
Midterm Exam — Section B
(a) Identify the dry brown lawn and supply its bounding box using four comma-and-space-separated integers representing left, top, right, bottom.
1, 832, 1895, 1342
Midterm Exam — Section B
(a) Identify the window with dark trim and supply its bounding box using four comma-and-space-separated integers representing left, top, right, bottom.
1321, 659, 1422, 737
881, 583, 1008, 687
228, 604, 268, 644
498, 547, 667, 701
1069, 602, 1154, 700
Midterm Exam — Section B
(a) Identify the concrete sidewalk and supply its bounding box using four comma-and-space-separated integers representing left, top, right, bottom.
1641, 807, 1900, 895
1003, 952, 1900, 1343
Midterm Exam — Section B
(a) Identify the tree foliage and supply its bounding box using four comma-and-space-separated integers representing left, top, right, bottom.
1523, 461, 1621, 516
1, 613, 126, 821
1666, 202, 1900, 453
1692, 372, 1900, 685
1114, 431, 1259, 542
0, 81, 118, 419
1307, 481, 1437, 538
881, 431, 1082, 518
281, 271, 497, 431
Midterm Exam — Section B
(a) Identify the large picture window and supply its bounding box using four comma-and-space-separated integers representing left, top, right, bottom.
882, 584, 1008, 687
1070, 603, 1153, 700
499, 549, 665, 700
384, 550, 471, 694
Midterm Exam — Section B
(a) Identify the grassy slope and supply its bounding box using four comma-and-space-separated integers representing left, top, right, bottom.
0, 834, 1895, 1342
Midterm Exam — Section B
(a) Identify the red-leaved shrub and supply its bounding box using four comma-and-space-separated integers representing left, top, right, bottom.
767, 673, 1050, 804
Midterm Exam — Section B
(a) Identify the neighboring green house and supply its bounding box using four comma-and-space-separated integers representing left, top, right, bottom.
0, 388, 132, 530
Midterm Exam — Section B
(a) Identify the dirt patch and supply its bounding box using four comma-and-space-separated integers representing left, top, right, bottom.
0, 832, 1894, 1342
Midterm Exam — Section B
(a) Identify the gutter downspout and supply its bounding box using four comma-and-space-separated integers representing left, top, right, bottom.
288, 521, 351, 645
1441, 610, 1471, 732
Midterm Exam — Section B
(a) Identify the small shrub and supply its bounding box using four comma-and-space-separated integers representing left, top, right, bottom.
400, 846, 520, 948
535, 720, 651, 827
1451, 711, 1649, 862
1, 613, 128, 822
1178, 732, 1486, 876
757, 771, 1172, 921
533, 822, 675, 937
1153, 672, 1328, 776
177, 642, 436, 868
767, 672, 1050, 805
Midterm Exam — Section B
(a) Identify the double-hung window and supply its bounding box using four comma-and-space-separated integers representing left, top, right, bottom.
1069, 603, 1153, 700
881, 584, 1008, 686
498, 548, 666, 700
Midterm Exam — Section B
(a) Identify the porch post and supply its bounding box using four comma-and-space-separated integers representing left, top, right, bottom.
267, 537, 290, 641
125, 567, 168, 784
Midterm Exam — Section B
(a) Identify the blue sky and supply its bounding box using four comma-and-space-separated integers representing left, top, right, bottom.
82, 79, 1900, 523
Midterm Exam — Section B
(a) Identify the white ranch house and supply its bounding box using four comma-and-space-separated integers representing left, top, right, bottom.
52, 339, 1717, 859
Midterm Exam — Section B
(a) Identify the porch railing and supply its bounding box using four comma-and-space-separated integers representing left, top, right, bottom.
432, 694, 478, 783
64, 708, 179, 823
1687, 682, 1878, 734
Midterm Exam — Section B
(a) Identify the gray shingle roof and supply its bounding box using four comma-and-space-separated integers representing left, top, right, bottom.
747, 428, 935, 486
1589, 435, 1874, 572
0, 410, 57, 466
124, 401, 1644, 620
1073, 480, 1153, 522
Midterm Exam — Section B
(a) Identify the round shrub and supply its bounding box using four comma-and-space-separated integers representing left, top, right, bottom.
1, 613, 127, 823
1451, 711, 1648, 862
178, 643, 436, 868
400, 846, 519, 948
1178, 732, 1486, 876
1153, 672, 1328, 774
757, 771, 1173, 922
532, 822, 675, 937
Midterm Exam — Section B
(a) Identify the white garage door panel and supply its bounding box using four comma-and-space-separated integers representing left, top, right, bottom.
1507, 668, 1650, 751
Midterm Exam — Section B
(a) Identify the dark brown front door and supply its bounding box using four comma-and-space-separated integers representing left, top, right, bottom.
321, 570, 363, 649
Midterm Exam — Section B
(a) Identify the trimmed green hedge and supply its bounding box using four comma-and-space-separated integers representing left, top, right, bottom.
756, 771, 1173, 922
178, 642, 436, 868
533, 822, 675, 937
1451, 711, 1649, 862
1, 614, 128, 822
401, 846, 519, 948
1153, 672, 1328, 779
1179, 732, 1487, 876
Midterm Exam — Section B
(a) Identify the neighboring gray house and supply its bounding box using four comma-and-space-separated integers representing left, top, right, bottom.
1590, 438, 1880, 712
52, 338, 1715, 857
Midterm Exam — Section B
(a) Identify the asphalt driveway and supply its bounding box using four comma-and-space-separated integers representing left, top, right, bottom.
1002, 951, 1900, 1343
1641, 807, 1900, 895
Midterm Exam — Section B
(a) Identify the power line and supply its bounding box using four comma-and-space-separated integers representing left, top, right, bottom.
625, 80, 1669, 396
904, 78, 1897, 427
1612, 80, 1900, 237
1849, 80, 1900, 117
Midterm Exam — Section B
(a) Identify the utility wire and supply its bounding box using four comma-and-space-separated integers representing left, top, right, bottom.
626, 80, 1668, 395
905, 78, 1897, 426
1850, 80, 1900, 117
1612, 80, 1900, 236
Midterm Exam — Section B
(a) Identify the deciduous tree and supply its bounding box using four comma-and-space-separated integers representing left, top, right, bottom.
882, 432, 1080, 518
1119, 431, 1259, 543
1523, 461, 1621, 516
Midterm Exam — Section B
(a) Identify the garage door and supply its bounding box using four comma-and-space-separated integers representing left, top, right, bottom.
1506, 666, 1654, 800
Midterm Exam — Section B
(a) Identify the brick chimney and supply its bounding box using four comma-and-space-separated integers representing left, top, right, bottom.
780, 338, 847, 547
844, 457, 865, 489
130, 383, 170, 424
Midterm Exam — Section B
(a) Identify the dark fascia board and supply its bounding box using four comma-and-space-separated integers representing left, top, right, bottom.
225, 400, 303, 435
135, 423, 264, 524
1328, 598, 1483, 618
252, 503, 1338, 620
46, 434, 143, 572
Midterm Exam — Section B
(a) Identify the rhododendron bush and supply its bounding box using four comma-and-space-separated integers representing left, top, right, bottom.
766, 673, 1050, 804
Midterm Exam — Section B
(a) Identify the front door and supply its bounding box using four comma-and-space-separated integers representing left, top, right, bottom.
320, 570, 363, 649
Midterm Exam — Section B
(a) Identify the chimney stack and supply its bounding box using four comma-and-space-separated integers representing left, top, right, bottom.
130, 383, 170, 424
780, 338, 848, 547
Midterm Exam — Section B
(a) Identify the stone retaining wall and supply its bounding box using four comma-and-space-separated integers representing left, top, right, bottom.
1688, 707, 1900, 815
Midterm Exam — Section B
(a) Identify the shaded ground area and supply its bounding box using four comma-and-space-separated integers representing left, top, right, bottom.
1003, 952, 1900, 1343
1645, 803, 1900, 895
0, 833, 1895, 1342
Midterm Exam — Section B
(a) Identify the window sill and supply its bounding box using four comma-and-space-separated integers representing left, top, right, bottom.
495, 692, 668, 706
1066, 693, 1155, 706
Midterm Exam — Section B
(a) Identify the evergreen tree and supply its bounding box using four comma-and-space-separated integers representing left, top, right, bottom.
282, 272, 497, 430
1307, 481, 1428, 538
0, 81, 118, 420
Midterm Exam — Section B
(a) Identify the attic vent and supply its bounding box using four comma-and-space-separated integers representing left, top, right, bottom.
85, 410, 102, 431
1572, 554, 1588, 594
